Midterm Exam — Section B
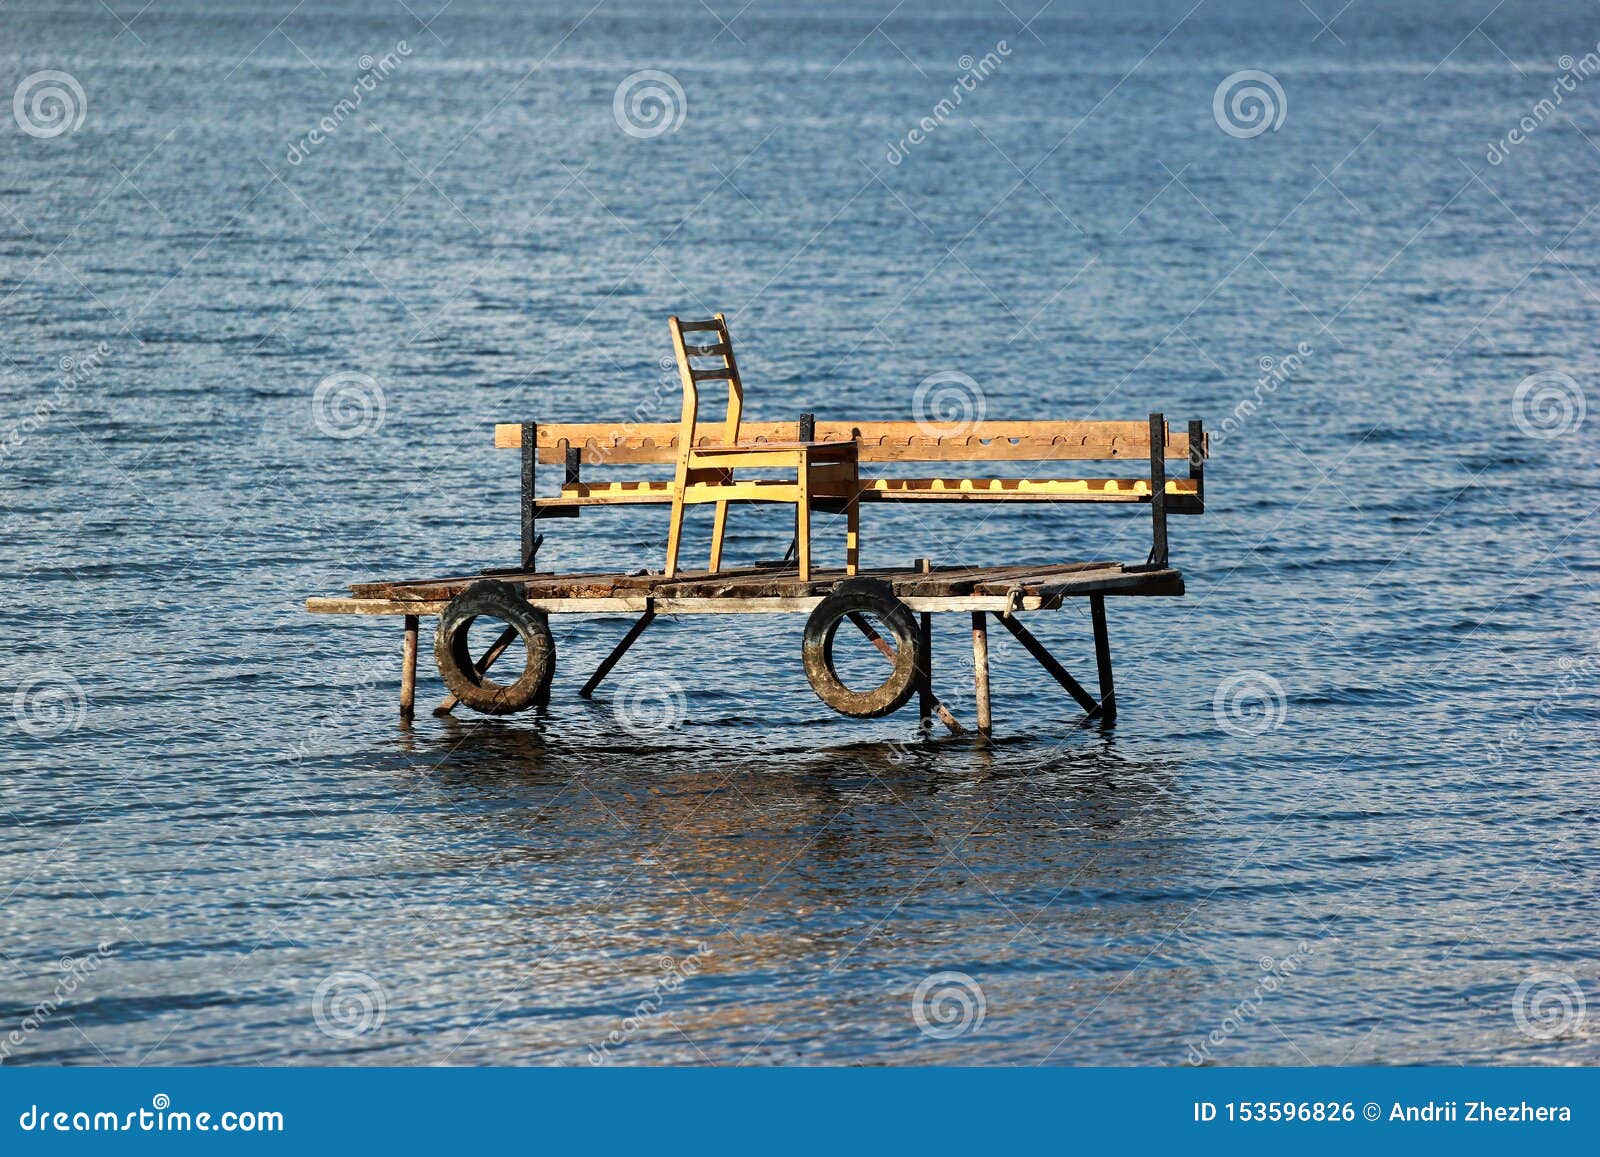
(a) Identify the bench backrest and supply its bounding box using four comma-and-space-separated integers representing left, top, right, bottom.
493, 419, 1204, 465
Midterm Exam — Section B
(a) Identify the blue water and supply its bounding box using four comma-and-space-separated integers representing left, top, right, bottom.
3, 0, 1598, 1066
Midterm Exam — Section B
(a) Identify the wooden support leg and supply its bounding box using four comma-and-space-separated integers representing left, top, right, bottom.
991, 611, 1099, 715
1090, 593, 1116, 724
434, 625, 517, 716
400, 615, 419, 722
971, 612, 992, 738
795, 459, 812, 582
579, 608, 657, 699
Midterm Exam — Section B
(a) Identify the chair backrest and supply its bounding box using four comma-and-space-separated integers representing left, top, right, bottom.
668, 315, 744, 465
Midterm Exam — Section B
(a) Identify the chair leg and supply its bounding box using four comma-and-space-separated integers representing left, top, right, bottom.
665, 491, 686, 578
796, 460, 812, 582
708, 470, 732, 573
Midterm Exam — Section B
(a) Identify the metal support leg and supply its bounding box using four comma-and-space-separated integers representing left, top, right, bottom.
400, 615, 418, 722
991, 611, 1098, 714
1090, 593, 1116, 724
971, 612, 992, 738
849, 612, 962, 735
580, 607, 657, 699
917, 612, 933, 730
434, 625, 517, 716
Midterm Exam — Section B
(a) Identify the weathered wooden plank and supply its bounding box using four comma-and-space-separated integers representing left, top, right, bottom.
494, 420, 1199, 463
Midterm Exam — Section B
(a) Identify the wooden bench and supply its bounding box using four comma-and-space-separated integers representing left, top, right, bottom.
494, 414, 1205, 571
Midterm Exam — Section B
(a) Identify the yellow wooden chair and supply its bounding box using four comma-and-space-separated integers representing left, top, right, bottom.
664, 314, 859, 581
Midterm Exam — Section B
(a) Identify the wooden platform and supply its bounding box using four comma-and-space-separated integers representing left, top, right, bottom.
306, 560, 1183, 617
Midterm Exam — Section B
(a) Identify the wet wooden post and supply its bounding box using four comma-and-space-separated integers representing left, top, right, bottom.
970, 611, 992, 738
1090, 593, 1116, 723
400, 615, 419, 722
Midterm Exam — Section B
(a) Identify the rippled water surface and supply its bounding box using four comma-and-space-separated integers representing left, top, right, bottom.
4, 0, 1599, 1065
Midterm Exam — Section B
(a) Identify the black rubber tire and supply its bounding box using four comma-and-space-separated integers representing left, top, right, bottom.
434, 580, 555, 716
802, 578, 923, 719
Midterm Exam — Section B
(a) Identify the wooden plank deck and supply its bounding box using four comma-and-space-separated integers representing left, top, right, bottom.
307, 561, 1182, 616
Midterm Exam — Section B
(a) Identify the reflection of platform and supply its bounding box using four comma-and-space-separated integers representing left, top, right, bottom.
306, 560, 1183, 616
